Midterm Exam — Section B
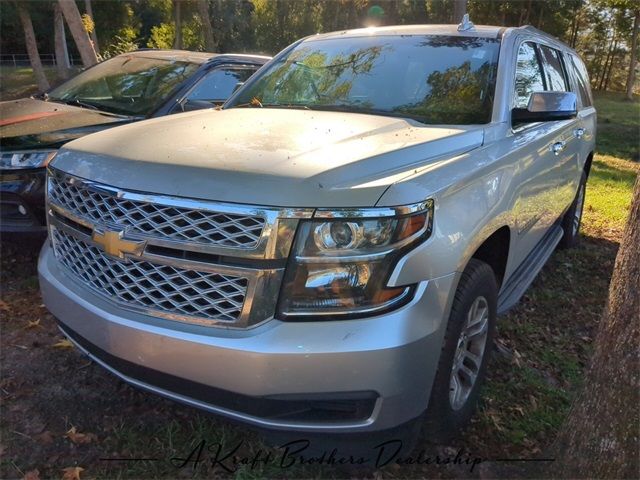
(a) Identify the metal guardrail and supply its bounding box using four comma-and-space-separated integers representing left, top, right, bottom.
0, 53, 82, 67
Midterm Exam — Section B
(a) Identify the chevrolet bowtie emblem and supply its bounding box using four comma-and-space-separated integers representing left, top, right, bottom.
92, 229, 146, 259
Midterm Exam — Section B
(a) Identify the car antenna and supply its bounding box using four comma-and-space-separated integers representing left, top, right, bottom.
457, 13, 475, 32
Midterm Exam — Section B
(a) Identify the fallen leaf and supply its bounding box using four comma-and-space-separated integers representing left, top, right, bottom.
64, 426, 97, 445
61, 467, 84, 480
52, 339, 74, 349
26, 319, 41, 329
23, 470, 40, 480
35, 431, 55, 445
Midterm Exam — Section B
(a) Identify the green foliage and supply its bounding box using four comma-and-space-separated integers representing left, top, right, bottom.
147, 14, 205, 51
0, 0, 637, 94
102, 26, 139, 59
147, 22, 175, 49
81, 13, 95, 34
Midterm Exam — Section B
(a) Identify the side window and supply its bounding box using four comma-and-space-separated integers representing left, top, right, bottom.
514, 42, 545, 108
538, 45, 568, 92
186, 67, 257, 103
568, 54, 593, 107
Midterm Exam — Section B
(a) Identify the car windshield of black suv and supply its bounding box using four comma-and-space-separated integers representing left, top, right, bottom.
227, 35, 500, 125
47, 56, 199, 116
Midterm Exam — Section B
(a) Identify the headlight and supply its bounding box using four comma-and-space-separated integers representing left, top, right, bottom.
277, 200, 433, 319
0, 150, 57, 170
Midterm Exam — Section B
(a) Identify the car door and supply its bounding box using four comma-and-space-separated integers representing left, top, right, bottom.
509, 40, 579, 260
536, 44, 582, 217
565, 53, 597, 185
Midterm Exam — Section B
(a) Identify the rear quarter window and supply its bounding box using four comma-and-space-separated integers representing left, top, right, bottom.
567, 54, 593, 108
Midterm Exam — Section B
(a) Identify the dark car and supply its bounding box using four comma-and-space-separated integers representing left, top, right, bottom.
0, 50, 270, 234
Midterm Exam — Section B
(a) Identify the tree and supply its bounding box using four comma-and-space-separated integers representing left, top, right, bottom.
58, 0, 98, 67
453, 0, 467, 23
626, 9, 639, 99
53, 2, 71, 80
173, 0, 182, 49
84, 0, 99, 52
552, 177, 640, 478
15, 1, 50, 92
197, 0, 216, 52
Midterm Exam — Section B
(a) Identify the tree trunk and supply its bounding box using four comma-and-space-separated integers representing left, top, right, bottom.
16, 1, 50, 92
173, 0, 183, 50
569, 5, 581, 48
552, 177, 640, 478
57, 0, 98, 67
453, 0, 467, 24
604, 38, 619, 92
626, 10, 639, 100
53, 3, 71, 80
84, 0, 99, 53
598, 30, 617, 91
197, 0, 216, 52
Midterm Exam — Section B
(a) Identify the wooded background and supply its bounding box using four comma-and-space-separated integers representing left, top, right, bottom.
1, 0, 638, 97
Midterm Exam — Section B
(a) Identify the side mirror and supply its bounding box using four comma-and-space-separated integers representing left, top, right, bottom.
512, 91, 577, 125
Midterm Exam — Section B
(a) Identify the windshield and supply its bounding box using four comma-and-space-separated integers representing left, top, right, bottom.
48, 55, 200, 116
227, 35, 500, 125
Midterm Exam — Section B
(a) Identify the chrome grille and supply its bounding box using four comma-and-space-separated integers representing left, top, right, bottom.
48, 174, 265, 248
51, 228, 248, 324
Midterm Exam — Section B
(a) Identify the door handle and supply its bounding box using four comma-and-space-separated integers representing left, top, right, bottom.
574, 127, 585, 139
551, 141, 566, 155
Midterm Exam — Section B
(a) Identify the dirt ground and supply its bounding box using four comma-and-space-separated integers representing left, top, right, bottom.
0, 225, 619, 479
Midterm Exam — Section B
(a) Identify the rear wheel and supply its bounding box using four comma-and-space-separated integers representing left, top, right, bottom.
423, 259, 497, 441
558, 171, 587, 249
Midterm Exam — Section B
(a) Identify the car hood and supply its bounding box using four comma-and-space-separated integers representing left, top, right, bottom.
54, 108, 485, 208
0, 98, 133, 150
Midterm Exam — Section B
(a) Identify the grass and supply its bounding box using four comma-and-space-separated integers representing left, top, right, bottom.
0, 66, 79, 101
593, 92, 640, 161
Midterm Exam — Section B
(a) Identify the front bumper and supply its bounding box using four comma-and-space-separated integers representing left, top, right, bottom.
39, 242, 458, 433
0, 168, 47, 233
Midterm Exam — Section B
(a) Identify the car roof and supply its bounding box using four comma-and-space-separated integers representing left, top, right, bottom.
115, 49, 271, 65
308, 24, 505, 41
305, 24, 571, 48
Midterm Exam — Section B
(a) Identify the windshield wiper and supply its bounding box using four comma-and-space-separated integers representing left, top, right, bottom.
51, 97, 100, 111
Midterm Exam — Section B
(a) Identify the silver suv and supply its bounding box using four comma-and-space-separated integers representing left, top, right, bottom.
39, 24, 596, 441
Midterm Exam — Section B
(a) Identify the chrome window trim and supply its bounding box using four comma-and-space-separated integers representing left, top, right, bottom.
48, 214, 282, 329
47, 167, 314, 260
313, 199, 433, 219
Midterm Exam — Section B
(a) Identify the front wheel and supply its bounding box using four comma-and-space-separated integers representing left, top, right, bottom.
558, 171, 587, 249
423, 259, 497, 441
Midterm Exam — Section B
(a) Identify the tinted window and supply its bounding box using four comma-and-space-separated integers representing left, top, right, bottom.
568, 54, 593, 107
48, 56, 199, 116
514, 42, 545, 108
538, 45, 568, 91
187, 67, 257, 102
228, 35, 501, 125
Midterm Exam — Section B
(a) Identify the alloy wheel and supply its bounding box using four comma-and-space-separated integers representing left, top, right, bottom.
449, 296, 490, 410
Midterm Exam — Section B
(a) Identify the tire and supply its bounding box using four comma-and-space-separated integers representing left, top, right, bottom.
423, 259, 497, 442
558, 171, 587, 249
